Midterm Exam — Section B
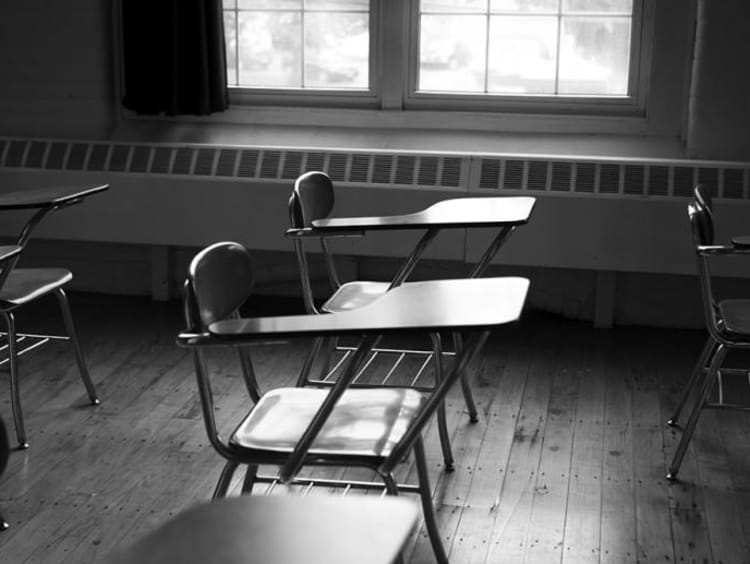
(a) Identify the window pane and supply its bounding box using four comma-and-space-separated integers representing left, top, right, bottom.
305, 0, 369, 9
237, 12, 301, 87
419, 15, 487, 92
223, 0, 237, 9
239, 0, 300, 8
421, 0, 487, 14
558, 17, 630, 94
305, 13, 369, 88
227, 1, 370, 91
224, 11, 238, 85
563, 0, 632, 13
488, 16, 557, 93
490, 0, 558, 12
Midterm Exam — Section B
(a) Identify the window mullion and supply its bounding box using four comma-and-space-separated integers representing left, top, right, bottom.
483, 1, 490, 94
555, 0, 562, 95
300, 6, 306, 88
380, 0, 408, 109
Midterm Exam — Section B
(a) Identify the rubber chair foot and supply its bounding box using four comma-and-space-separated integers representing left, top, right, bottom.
0, 520, 9, 531
17, 442, 29, 450
666, 418, 678, 427
469, 416, 479, 424
444, 463, 455, 473
90, 398, 101, 406
666, 471, 678, 482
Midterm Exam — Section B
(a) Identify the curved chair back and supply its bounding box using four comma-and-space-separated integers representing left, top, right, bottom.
694, 183, 714, 212
688, 201, 720, 331
184, 242, 255, 330
288, 172, 342, 313
183, 242, 260, 453
288, 171, 335, 229
689, 197, 715, 248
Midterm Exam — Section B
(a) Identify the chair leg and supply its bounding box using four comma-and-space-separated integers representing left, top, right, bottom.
668, 337, 717, 427
212, 460, 240, 499
430, 333, 454, 471
377, 472, 406, 564
453, 332, 479, 423
236, 348, 260, 403
54, 288, 99, 405
378, 471, 399, 496
2, 312, 28, 449
414, 435, 449, 564
241, 464, 258, 494
667, 343, 727, 481
296, 336, 326, 387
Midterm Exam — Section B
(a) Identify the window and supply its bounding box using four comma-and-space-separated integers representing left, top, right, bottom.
223, 0, 649, 115
223, 0, 371, 90
417, 0, 633, 96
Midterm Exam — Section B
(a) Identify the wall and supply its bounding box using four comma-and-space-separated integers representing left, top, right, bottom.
0, 0, 727, 155
0, 1, 115, 139
1, 1, 750, 328
686, 0, 750, 160
2, 0, 749, 154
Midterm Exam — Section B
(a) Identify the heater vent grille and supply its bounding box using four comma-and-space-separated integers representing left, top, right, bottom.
1, 137, 749, 200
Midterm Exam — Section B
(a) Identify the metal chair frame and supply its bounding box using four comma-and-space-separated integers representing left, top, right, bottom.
0, 246, 22, 530
286, 171, 487, 471
178, 241, 501, 564
666, 189, 750, 480
0, 414, 9, 530
0, 200, 98, 448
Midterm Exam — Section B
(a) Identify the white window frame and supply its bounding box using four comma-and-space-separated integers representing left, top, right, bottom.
228, 0, 653, 117
403, 0, 651, 116
226, 0, 381, 109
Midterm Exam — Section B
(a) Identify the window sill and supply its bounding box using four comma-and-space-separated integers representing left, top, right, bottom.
112, 105, 686, 160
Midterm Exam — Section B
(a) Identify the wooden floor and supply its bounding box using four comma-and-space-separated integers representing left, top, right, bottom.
0, 292, 748, 563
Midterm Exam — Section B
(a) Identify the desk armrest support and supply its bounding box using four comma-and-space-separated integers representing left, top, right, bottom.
698, 244, 750, 256
285, 228, 365, 239
279, 333, 379, 483
176, 331, 227, 348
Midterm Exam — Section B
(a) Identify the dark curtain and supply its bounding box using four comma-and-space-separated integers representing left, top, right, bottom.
121, 0, 229, 116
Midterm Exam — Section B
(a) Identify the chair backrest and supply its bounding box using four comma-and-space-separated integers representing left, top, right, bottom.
694, 183, 714, 212
288, 172, 342, 313
184, 241, 255, 330
289, 171, 336, 229
689, 196, 715, 248
182, 241, 260, 454
688, 200, 720, 329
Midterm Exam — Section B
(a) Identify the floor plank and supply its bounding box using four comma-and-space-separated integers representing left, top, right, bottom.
562, 335, 605, 564
0, 294, 748, 563
599, 333, 637, 563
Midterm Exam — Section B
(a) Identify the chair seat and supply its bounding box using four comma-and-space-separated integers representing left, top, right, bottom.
321, 281, 390, 313
229, 387, 427, 458
718, 299, 750, 337
732, 235, 750, 249
0, 268, 72, 307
